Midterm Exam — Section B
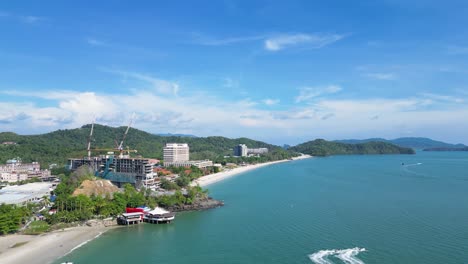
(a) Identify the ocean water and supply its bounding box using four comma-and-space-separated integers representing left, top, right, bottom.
55, 152, 468, 264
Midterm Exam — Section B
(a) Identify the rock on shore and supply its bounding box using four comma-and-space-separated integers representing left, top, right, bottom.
167, 197, 224, 212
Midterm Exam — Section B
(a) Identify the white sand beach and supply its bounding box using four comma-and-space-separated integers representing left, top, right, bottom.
192, 154, 312, 187
0, 225, 114, 264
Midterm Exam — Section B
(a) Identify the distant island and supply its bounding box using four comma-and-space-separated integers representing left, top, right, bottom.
335, 137, 466, 150
291, 139, 415, 156
423, 147, 468, 152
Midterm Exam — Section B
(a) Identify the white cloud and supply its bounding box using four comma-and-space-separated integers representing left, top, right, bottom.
263, 98, 279, 105
264, 33, 345, 51
365, 73, 397, 80
295, 85, 342, 103
2, 82, 468, 144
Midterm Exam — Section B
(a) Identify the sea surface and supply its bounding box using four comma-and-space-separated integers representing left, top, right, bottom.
55, 152, 468, 264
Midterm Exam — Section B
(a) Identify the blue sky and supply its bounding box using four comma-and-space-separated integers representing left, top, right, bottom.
1, 0, 468, 145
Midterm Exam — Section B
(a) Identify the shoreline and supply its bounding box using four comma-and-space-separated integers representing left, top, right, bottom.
191, 154, 312, 187
0, 155, 311, 264
0, 225, 117, 264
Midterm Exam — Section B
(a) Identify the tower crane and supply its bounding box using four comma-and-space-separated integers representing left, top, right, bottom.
86, 119, 95, 159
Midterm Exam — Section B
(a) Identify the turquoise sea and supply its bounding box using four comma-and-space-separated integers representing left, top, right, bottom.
56, 151, 468, 264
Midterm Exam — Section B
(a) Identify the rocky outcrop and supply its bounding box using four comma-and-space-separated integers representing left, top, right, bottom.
167, 197, 224, 212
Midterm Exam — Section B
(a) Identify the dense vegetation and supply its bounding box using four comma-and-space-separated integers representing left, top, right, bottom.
335, 137, 466, 149
290, 139, 415, 156
0, 124, 296, 168
47, 166, 209, 224
0, 204, 31, 235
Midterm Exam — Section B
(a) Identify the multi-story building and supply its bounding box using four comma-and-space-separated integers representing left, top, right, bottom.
164, 160, 213, 169
163, 143, 189, 163
233, 144, 248, 157
0, 159, 50, 182
69, 155, 156, 188
248, 148, 269, 155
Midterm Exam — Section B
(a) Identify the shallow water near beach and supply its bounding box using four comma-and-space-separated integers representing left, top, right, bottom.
55, 152, 468, 264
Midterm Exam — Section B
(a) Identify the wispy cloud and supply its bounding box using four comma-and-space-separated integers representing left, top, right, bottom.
192, 32, 347, 51
102, 69, 179, 96
19, 15, 44, 23
262, 98, 279, 105
264, 33, 346, 51
0, 12, 45, 24
87, 38, 107, 47
193, 33, 265, 46
365, 73, 397, 80
421, 93, 465, 104
295, 85, 342, 103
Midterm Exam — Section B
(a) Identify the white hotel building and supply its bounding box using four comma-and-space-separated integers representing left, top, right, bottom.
163, 143, 213, 168
163, 143, 190, 163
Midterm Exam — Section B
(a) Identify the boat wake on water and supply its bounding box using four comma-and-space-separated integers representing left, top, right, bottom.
308, 247, 366, 264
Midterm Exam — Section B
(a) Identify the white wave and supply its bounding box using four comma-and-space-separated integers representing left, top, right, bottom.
68, 232, 103, 254
308, 247, 366, 264
308, 249, 336, 264
404, 162, 422, 167
335, 247, 366, 264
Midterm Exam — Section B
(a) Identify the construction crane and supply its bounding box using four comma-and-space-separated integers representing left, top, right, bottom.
117, 113, 135, 157
86, 119, 95, 159
89, 114, 138, 158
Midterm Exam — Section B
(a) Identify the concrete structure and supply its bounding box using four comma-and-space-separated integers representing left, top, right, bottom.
1, 172, 28, 182
0, 182, 53, 204
164, 160, 213, 169
248, 148, 269, 155
0, 159, 51, 182
68, 155, 156, 188
233, 144, 248, 157
163, 143, 189, 163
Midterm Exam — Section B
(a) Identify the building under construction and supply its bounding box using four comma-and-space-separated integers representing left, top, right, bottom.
68, 117, 157, 188
68, 155, 156, 188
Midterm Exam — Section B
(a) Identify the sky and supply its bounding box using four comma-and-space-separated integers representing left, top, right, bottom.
1, 0, 468, 145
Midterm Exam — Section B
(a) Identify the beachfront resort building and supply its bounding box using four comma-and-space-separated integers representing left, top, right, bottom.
163, 143, 189, 163
233, 144, 248, 157
248, 148, 269, 155
0, 158, 51, 182
163, 143, 213, 168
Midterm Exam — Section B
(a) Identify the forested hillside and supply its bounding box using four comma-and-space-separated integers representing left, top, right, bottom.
291, 139, 415, 156
0, 124, 293, 167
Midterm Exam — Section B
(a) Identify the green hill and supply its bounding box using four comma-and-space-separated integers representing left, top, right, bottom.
336, 137, 465, 149
0, 124, 292, 168
291, 139, 415, 156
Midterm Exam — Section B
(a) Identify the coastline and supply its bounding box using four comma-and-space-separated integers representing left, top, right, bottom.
0, 225, 116, 264
191, 154, 312, 187
0, 155, 311, 264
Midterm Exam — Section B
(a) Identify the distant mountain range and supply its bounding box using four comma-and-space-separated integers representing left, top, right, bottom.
335, 137, 466, 150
